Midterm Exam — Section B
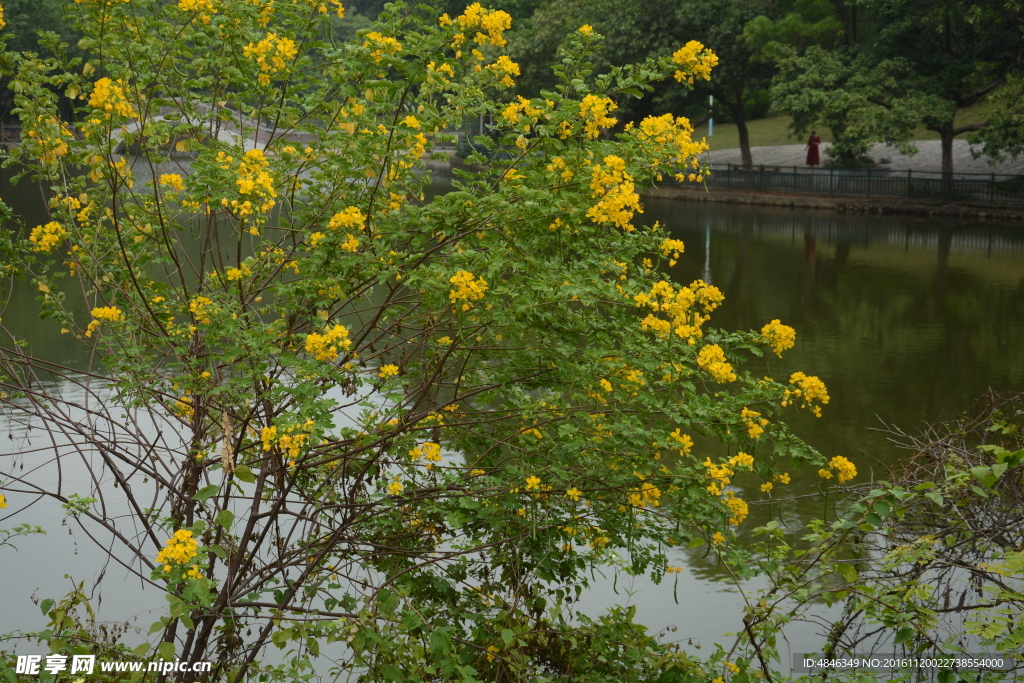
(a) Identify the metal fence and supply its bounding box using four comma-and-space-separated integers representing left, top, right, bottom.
697, 164, 1024, 203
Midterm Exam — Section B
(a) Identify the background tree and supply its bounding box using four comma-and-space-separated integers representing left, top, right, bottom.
747, 0, 1024, 171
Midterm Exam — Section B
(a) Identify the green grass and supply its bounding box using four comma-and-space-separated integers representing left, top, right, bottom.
691, 103, 987, 151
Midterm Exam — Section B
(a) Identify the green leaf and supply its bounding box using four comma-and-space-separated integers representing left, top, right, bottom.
157, 641, 176, 661
133, 642, 150, 656
501, 628, 515, 646
215, 509, 234, 529
893, 627, 914, 645
234, 465, 256, 483
39, 598, 54, 616
192, 485, 219, 502
937, 669, 956, 683
836, 563, 858, 583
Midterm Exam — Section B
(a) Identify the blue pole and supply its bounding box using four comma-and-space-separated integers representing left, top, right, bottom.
708, 95, 713, 137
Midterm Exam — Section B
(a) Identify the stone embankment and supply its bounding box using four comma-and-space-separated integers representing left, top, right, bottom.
651, 140, 1024, 222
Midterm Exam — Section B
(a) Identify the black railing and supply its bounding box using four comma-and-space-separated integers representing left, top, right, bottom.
690, 164, 1024, 203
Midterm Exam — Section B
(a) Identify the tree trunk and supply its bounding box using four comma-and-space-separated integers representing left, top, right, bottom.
736, 115, 753, 167
939, 126, 955, 178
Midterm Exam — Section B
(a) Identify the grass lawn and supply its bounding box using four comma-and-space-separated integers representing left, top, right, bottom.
691, 104, 987, 151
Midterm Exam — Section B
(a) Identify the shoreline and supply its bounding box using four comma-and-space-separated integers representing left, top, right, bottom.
645, 184, 1024, 222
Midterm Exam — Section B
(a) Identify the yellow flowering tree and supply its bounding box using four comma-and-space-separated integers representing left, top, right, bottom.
0, 1, 834, 681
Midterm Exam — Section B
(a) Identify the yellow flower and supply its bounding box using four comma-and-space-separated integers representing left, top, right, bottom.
726, 662, 740, 673
760, 482, 773, 493
378, 364, 399, 378
449, 270, 488, 311
155, 529, 200, 568
578, 95, 618, 140
578, 24, 593, 35
818, 468, 833, 480
243, 33, 298, 85
487, 55, 520, 88
723, 491, 748, 525
363, 31, 403, 63
711, 531, 724, 545
328, 206, 366, 230
566, 487, 582, 501
159, 173, 185, 192
671, 40, 718, 84
696, 344, 736, 383
728, 452, 754, 469
28, 222, 67, 253
761, 319, 796, 356
305, 324, 352, 362
387, 479, 404, 495
85, 306, 125, 338
783, 372, 830, 417
827, 455, 857, 483
773, 472, 791, 484
88, 78, 137, 118
524, 475, 541, 490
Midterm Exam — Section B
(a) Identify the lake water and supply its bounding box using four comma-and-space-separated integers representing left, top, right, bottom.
2, 175, 1023, 668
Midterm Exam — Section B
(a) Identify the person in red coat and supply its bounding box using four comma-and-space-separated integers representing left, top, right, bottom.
806, 131, 821, 167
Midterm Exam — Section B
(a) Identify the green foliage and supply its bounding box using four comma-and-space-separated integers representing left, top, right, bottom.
0, 0, 826, 680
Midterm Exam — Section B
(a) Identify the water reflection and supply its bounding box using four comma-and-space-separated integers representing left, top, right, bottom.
3, 179, 1023, 660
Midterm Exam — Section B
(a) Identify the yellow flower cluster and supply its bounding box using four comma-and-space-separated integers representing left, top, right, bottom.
216, 150, 277, 217
363, 31, 402, 63
488, 55, 520, 88
633, 114, 708, 174
635, 279, 723, 343
761, 319, 796, 357
578, 95, 617, 139
546, 156, 574, 183
305, 324, 352, 361
387, 479, 404, 495
29, 221, 67, 253
659, 238, 684, 266
409, 441, 442, 464
85, 306, 125, 338
441, 3, 512, 47
671, 40, 719, 84
723, 490, 748, 525
696, 344, 736, 383
155, 529, 202, 578
587, 155, 641, 231
243, 33, 298, 85
378, 364, 399, 378
328, 206, 366, 230
524, 475, 542, 490
783, 372, 830, 417
668, 428, 693, 455
188, 296, 216, 324
711, 531, 725, 544
0, 3, 5, 30
177, 0, 216, 22
159, 173, 185, 192
89, 78, 137, 118
703, 458, 733, 496
0, 494, 6, 509
501, 96, 544, 127
818, 455, 857, 483
740, 407, 769, 439
627, 481, 662, 508
449, 270, 488, 311
261, 418, 315, 459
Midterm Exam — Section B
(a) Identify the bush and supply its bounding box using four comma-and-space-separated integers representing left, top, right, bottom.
0, 2, 831, 680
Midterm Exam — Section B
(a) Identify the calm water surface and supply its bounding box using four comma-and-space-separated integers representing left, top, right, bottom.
3, 175, 1023, 663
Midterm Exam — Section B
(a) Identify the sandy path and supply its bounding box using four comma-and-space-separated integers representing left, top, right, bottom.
706, 139, 1024, 177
